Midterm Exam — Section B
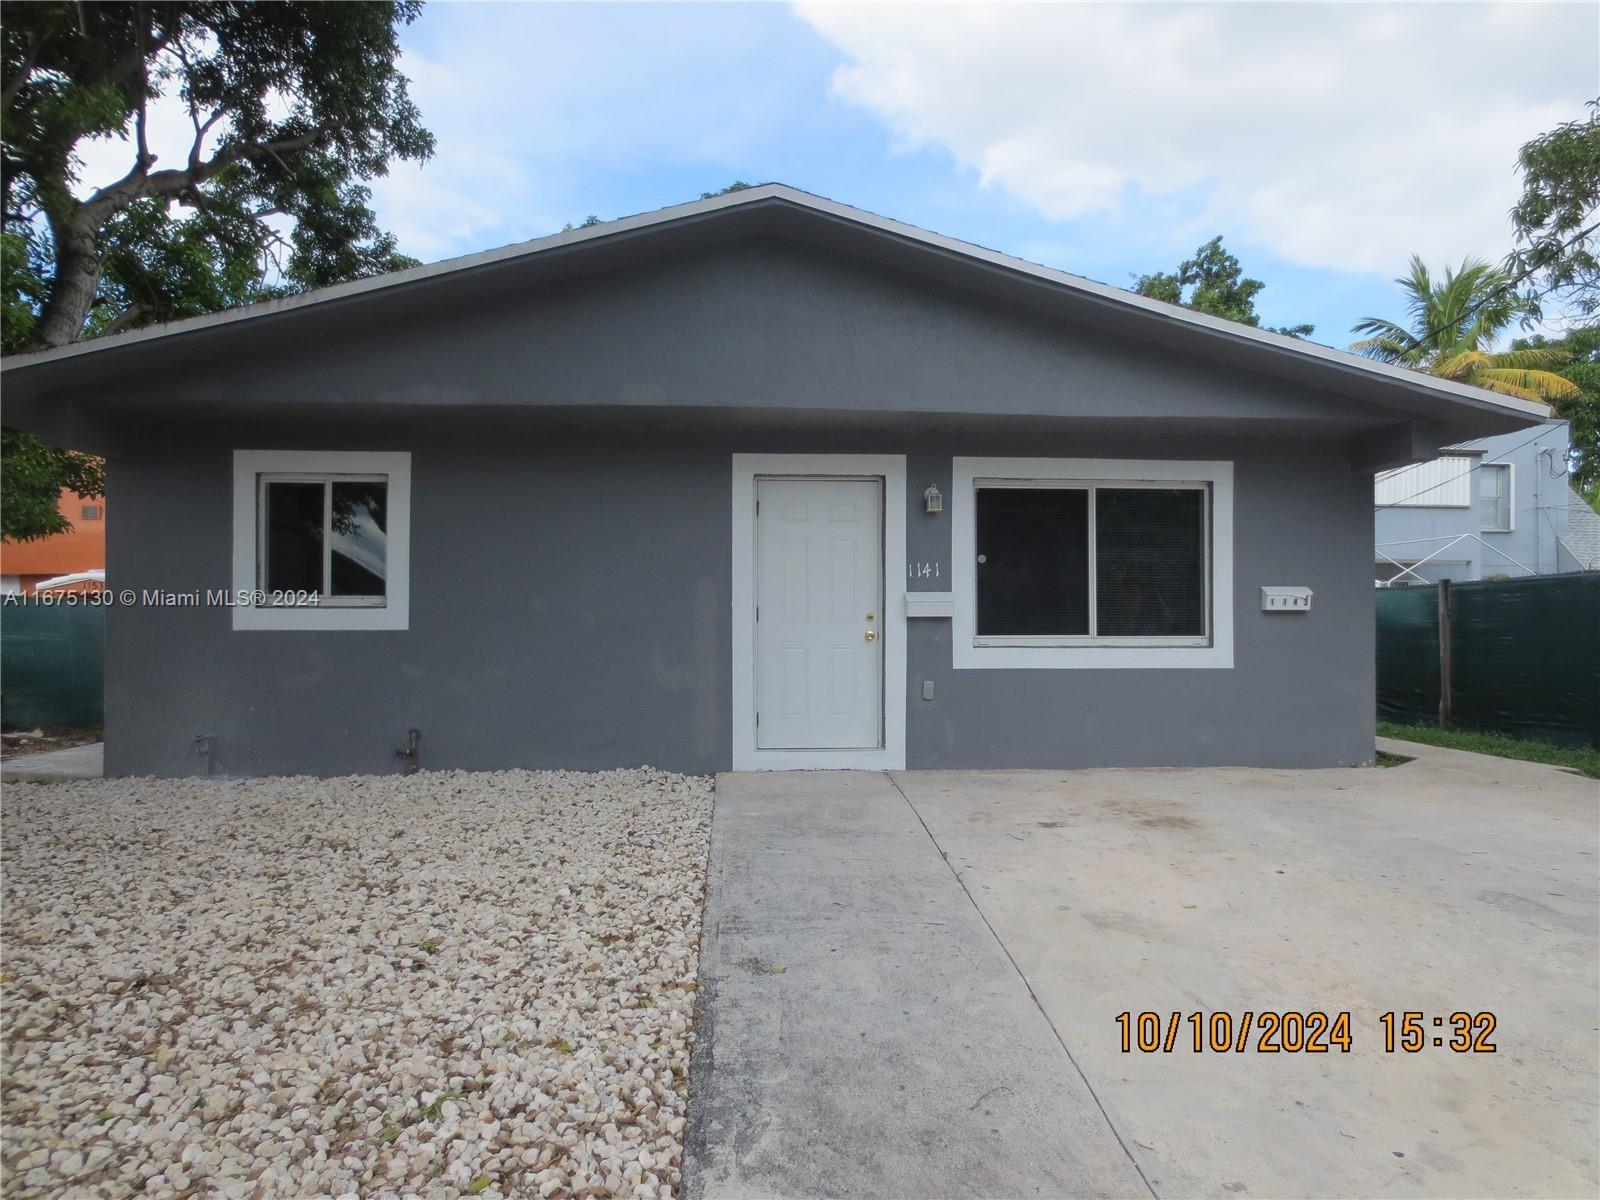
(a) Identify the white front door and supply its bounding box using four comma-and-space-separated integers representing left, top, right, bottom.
754, 477, 884, 750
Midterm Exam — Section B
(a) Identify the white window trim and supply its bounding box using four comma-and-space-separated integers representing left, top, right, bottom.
951, 457, 1233, 670
232, 450, 411, 631
1478, 462, 1515, 533
731, 453, 906, 770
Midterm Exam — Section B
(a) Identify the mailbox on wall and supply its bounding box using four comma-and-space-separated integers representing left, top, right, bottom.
1260, 586, 1313, 612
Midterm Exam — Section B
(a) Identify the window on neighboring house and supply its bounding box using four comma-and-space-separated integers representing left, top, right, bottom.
232, 451, 410, 630
1476, 463, 1512, 532
80, 504, 102, 520
952, 458, 1232, 669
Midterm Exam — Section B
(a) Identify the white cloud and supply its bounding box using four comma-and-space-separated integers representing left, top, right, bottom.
796, 2, 1596, 275
365, 50, 544, 261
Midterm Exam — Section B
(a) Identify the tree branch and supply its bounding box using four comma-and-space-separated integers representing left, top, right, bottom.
134, 96, 153, 174
131, 3, 154, 173
97, 302, 149, 337
255, 129, 335, 158
187, 109, 226, 173
105, 26, 173, 91
79, 123, 332, 228
0, 21, 55, 121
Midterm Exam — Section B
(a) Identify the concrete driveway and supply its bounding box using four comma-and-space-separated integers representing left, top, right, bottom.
685, 745, 1599, 1199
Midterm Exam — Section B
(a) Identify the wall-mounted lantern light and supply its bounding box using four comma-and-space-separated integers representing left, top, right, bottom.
924, 484, 943, 514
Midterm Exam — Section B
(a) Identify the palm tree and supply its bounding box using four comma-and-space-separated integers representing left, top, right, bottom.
1352, 256, 1579, 403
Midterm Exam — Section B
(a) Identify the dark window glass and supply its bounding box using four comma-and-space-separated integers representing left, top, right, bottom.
976, 488, 1089, 635
329, 481, 388, 597
1095, 488, 1205, 637
265, 482, 324, 594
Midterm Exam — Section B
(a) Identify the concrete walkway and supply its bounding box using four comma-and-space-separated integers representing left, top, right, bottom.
1, 742, 103, 784
687, 756, 1598, 1199
686, 771, 1150, 1199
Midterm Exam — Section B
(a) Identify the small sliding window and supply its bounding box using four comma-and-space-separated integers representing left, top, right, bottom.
258, 475, 389, 606
974, 481, 1210, 645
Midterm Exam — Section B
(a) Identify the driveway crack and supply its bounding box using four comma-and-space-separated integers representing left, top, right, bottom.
885, 770, 1161, 1200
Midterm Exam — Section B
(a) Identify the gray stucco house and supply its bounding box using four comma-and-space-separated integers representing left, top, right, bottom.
2, 185, 1549, 778
1374, 420, 1595, 582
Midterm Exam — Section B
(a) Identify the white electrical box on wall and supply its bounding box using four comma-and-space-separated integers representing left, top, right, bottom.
1261, 586, 1313, 612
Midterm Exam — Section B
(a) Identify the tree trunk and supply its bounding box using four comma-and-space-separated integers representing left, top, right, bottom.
29, 212, 102, 350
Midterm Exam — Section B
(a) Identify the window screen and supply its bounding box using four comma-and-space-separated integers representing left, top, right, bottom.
1095, 489, 1205, 636
330, 481, 388, 596
975, 488, 1089, 635
975, 482, 1208, 640
265, 482, 325, 594
262, 478, 388, 600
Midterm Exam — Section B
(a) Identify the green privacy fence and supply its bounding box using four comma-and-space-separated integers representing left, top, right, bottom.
1376, 573, 1600, 750
0, 598, 105, 728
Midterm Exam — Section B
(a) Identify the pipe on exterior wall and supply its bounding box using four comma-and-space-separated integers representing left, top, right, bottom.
1535, 449, 1545, 573
397, 729, 421, 775
194, 734, 215, 776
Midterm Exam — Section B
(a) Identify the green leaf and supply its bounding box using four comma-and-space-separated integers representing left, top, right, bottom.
1134, 236, 1311, 337
2, 1, 433, 349
1, 428, 104, 541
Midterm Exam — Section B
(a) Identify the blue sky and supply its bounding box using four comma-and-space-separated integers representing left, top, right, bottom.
340, 4, 1597, 349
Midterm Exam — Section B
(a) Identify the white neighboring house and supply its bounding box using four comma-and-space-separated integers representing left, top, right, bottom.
1374, 420, 1594, 584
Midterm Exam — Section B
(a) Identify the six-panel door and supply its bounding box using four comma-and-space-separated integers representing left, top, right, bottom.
754, 477, 884, 750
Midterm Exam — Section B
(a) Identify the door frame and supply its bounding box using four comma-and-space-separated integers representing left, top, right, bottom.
732, 453, 907, 771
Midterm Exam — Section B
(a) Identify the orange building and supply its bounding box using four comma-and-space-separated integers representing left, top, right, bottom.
0, 491, 107, 593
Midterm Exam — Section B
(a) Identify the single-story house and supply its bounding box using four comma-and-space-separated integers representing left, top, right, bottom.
1, 185, 1547, 778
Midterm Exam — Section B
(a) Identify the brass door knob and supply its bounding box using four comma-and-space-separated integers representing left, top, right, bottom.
865, 630, 877, 642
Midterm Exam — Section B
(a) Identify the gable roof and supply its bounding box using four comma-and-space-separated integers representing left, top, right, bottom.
0, 183, 1548, 436
1563, 486, 1600, 570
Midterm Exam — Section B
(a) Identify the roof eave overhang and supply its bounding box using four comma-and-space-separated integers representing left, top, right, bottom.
0, 184, 1549, 442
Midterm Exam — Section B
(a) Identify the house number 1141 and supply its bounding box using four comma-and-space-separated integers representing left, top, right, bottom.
907, 562, 942, 579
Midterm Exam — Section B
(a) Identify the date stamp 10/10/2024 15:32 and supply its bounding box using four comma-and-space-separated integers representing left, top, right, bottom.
1116, 1011, 1498, 1054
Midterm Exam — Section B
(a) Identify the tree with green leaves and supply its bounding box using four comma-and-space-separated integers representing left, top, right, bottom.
563, 183, 756, 231
559, 183, 756, 234
3, 1, 432, 348
1509, 101, 1600, 319
701, 181, 753, 200
1, 1, 433, 540
1511, 326, 1600, 505
1351, 256, 1578, 404
1134, 236, 1313, 338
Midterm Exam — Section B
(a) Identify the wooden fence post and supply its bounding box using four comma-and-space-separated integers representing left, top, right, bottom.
1437, 578, 1452, 729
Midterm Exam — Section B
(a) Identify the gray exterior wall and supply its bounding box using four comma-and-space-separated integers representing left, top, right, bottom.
26, 239, 1423, 439
82, 234, 1404, 778
106, 420, 1373, 778
1374, 423, 1572, 582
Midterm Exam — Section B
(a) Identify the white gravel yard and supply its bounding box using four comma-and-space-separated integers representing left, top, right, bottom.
2, 767, 713, 1200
